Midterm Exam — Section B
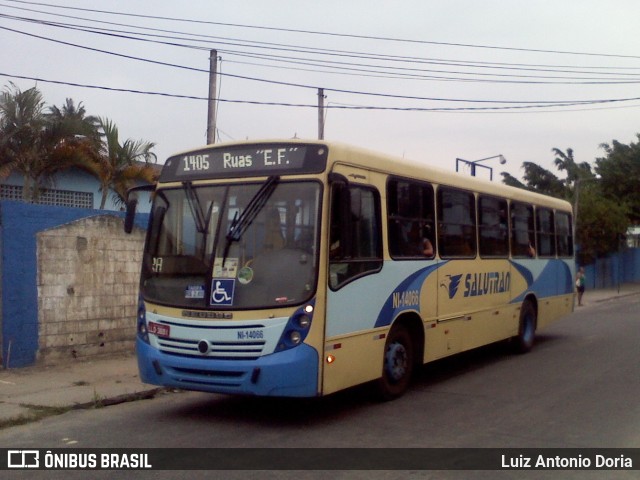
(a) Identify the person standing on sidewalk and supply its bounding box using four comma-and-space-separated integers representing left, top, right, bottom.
576, 267, 586, 306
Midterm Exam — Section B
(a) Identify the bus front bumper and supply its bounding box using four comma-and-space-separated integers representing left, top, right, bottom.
136, 338, 319, 397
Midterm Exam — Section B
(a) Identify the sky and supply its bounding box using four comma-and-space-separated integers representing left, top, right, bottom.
2, 0, 640, 181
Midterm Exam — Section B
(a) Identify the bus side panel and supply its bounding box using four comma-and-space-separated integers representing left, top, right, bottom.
536, 258, 575, 329
323, 261, 439, 395
511, 258, 575, 330
323, 277, 389, 395
436, 259, 515, 354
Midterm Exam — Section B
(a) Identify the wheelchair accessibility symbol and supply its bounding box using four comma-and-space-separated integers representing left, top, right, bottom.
211, 279, 235, 306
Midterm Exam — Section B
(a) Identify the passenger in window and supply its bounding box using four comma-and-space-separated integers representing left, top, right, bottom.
407, 223, 434, 257
527, 241, 536, 258
422, 237, 434, 257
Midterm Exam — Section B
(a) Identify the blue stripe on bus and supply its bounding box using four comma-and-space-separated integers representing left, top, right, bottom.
511, 259, 573, 302
374, 258, 573, 328
374, 263, 443, 328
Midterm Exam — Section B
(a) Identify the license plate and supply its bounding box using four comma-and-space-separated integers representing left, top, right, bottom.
148, 321, 170, 337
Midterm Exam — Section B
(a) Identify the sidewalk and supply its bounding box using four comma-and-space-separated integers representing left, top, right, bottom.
1, 283, 639, 428
578, 281, 640, 306
0, 352, 162, 428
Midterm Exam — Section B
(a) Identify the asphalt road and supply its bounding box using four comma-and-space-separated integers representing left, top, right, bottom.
2, 294, 639, 479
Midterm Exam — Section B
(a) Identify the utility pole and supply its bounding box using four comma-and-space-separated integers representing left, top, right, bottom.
317, 88, 325, 140
207, 49, 218, 144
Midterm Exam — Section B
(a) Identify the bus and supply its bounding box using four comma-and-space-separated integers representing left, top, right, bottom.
125, 139, 575, 400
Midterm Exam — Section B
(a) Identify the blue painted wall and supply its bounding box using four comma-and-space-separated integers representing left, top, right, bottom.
0, 201, 149, 368
582, 249, 640, 290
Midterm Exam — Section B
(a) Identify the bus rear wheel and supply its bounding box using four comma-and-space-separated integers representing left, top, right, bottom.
513, 300, 537, 353
376, 325, 414, 400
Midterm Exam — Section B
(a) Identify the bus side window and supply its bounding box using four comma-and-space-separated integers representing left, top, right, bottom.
387, 178, 435, 259
511, 202, 536, 258
556, 211, 574, 257
329, 183, 382, 289
536, 207, 556, 257
437, 187, 476, 258
479, 195, 509, 257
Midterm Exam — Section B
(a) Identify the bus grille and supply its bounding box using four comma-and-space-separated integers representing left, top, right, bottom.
157, 337, 265, 360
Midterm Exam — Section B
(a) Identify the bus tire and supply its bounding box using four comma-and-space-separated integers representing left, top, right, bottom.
514, 300, 536, 353
376, 325, 414, 400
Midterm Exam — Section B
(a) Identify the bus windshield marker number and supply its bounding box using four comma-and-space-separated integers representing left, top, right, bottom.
182, 154, 210, 172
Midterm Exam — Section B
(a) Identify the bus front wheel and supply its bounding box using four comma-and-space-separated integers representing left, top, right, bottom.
514, 300, 537, 353
376, 325, 414, 400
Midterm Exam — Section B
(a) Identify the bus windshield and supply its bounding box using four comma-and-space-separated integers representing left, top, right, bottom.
141, 180, 321, 309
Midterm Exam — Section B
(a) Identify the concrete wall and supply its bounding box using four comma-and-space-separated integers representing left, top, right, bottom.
0, 201, 148, 368
36, 215, 145, 364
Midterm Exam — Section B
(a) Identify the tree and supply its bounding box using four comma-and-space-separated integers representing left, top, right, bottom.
1, 83, 158, 209
0, 83, 53, 201
71, 117, 158, 209
502, 147, 629, 264
552, 147, 594, 187
0, 85, 104, 201
596, 135, 640, 224
46, 98, 100, 145
575, 186, 628, 264
45, 98, 102, 173
500, 160, 567, 198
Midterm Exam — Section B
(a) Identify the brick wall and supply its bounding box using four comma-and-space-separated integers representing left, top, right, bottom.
36, 215, 145, 364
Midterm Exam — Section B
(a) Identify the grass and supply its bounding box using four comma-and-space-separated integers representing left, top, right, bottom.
0, 404, 71, 430
0, 388, 165, 430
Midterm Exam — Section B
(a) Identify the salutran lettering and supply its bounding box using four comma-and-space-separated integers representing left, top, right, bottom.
463, 271, 510, 297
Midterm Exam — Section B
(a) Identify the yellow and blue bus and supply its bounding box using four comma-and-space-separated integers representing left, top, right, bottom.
125, 140, 575, 399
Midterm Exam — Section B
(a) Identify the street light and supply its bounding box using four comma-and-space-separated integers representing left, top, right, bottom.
455, 154, 506, 181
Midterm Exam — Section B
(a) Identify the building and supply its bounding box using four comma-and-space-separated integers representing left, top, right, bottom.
0, 164, 158, 213
627, 226, 640, 248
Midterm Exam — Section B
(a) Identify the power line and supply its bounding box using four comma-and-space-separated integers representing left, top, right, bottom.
5, 0, 640, 61
3, 7, 640, 88
0, 25, 209, 74
3, 6, 640, 82
3, 22, 640, 107
3, 3, 640, 116
3, 72, 640, 113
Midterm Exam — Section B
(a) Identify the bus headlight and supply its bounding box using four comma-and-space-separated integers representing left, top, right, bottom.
296, 314, 311, 329
275, 300, 315, 352
289, 331, 302, 345
138, 321, 149, 343
137, 297, 150, 344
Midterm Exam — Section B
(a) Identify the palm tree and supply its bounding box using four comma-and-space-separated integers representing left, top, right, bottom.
0, 83, 53, 201
45, 98, 102, 175
0, 86, 103, 202
552, 147, 594, 189
76, 117, 158, 209
46, 98, 100, 143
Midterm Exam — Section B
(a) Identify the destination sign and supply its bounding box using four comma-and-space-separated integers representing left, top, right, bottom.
160, 143, 328, 181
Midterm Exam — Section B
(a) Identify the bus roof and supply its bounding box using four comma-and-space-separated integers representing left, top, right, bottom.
163, 138, 573, 212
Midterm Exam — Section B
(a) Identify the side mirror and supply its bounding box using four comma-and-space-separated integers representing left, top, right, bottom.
123, 184, 156, 233
124, 198, 138, 234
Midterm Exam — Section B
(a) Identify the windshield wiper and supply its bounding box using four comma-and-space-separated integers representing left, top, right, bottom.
222, 175, 279, 264
183, 181, 208, 234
